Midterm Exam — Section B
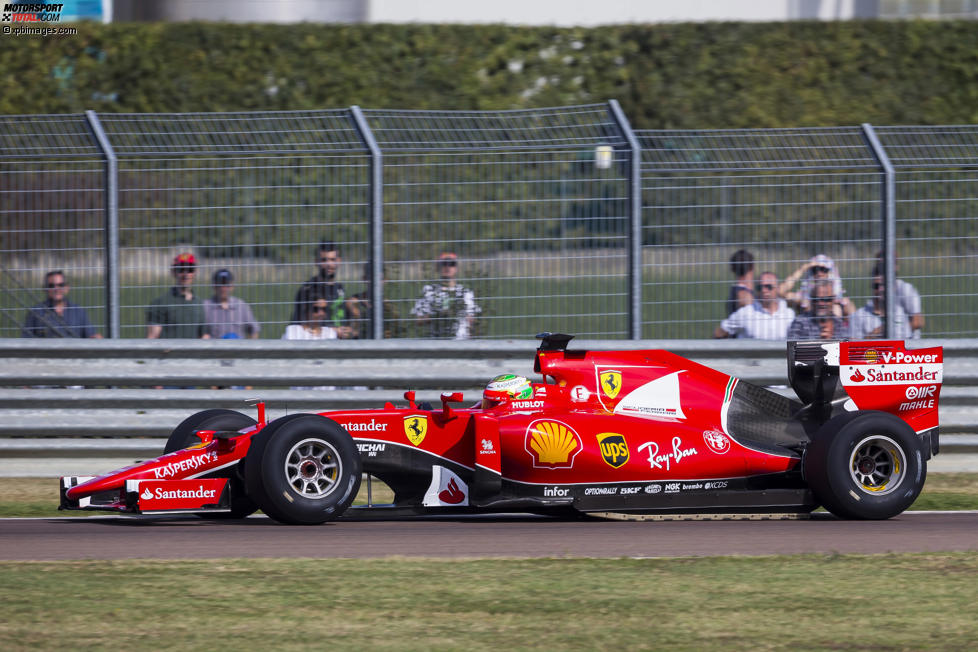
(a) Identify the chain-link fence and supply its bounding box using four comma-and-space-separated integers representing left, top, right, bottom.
0, 114, 109, 337
2, 104, 976, 340
636, 127, 886, 338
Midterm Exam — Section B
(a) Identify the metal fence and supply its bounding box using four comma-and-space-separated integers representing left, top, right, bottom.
2, 104, 977, 340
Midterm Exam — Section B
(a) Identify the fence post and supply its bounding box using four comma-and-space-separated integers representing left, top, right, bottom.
608, 100, 643, 340
861, 123, 897, 338
350, 106, 384, 340
85, 110, 120, 339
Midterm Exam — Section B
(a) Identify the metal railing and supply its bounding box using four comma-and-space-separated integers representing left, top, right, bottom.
3, 104, 978, 340
0, 337, 975, 477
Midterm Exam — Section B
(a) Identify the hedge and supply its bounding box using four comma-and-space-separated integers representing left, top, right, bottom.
2, 21, 977, 126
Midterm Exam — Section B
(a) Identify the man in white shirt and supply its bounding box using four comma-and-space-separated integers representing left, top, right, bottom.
851, 274, 913, 340
874, 256, 924, 338
714, 271, 795, 340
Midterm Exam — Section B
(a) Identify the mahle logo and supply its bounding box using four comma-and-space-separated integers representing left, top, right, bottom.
599, 370, 622, 400
596, 432, 629, 468
403, 415, 428, 446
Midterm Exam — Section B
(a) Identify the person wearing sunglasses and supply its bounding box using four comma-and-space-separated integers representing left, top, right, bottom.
146, 253, 210, 339
726, 249, 756, 316
282, 295, 338, 342
411, 251, 481, 339
290, 241, 350, 338
787, 279, 851, 341
203, 268, 260, 340
874, 253, 924, 338
850, 274, 913, 340
282, 294, 338, 390
779, 253, 853, 317
714, 271, 794, 340
22, 270, 101, 338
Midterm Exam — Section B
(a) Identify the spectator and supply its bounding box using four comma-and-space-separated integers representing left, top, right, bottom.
851, 274, 913, 340
22, 270, 102, 338
779, 254, 854, 317
726, 249, 755, 316
875, 253, 924, 338
787, 279, 850, 341
345, 261, 402, 339
282, 293, 337, 390
714, 271, 795, 340
291, 241, 350, 338
146, 253, 210, 339
203, 269, 260, 339
411, 252, 481, 339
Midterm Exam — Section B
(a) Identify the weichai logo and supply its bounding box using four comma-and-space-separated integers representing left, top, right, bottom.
596, 432, 629, 468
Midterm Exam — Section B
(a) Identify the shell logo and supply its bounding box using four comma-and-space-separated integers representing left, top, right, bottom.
525, 420, 582, 469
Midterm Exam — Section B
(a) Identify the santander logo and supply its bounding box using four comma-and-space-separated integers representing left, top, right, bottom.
141, 488, 153, 500
438, 477, 465, 504
850, 369, 865, 383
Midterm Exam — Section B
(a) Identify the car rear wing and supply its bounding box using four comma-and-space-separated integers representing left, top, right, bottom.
788, 340, 943, 436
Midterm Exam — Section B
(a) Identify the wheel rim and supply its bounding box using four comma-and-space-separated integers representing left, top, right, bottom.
849, 435, 906, 496
285, 438, 342, 499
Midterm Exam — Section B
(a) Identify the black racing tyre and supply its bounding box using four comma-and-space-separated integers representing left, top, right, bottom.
164, 409, 257, 454
164, 409, 259, 519
803, 411, 926, 520
244, 414, 361, 525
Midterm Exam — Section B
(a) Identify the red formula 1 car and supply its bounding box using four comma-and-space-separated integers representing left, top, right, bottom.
60, 334, 943, 523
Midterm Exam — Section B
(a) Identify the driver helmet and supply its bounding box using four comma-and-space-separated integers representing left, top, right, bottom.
482, 373, 533, 409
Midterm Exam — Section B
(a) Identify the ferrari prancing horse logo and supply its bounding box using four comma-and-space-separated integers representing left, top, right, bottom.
600, 370, 622, 400
404, 415, 428, 446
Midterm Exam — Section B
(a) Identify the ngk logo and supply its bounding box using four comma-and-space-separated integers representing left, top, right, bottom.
905, 385, 937, 400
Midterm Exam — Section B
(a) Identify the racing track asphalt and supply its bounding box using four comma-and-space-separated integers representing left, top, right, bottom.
2, 512, 976, 561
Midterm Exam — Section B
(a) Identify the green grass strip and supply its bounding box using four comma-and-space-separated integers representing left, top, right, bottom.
1, 554, 977, 651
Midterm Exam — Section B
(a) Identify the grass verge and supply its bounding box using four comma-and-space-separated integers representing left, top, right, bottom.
1, 473, 976, 519
2, 554, 978, 650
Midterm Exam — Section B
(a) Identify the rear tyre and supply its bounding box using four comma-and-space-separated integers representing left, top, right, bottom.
244, 414, 361, 525
804, 411, 926, 520
164, 409, 259, 519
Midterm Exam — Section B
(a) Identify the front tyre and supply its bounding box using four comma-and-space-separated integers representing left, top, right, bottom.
244, 414, 361, 525
164, 409, 259, 519
804, 412, 926, 520
164, 409, 256, 454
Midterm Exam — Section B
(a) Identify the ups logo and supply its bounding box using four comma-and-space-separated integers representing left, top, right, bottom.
596, 432, 629, 468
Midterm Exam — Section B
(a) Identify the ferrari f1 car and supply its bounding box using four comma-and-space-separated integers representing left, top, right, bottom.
60, 334, 943, 523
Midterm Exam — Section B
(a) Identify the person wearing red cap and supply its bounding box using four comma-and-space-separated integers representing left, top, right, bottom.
411, 251, 481, 339
146, 253, 210, 339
